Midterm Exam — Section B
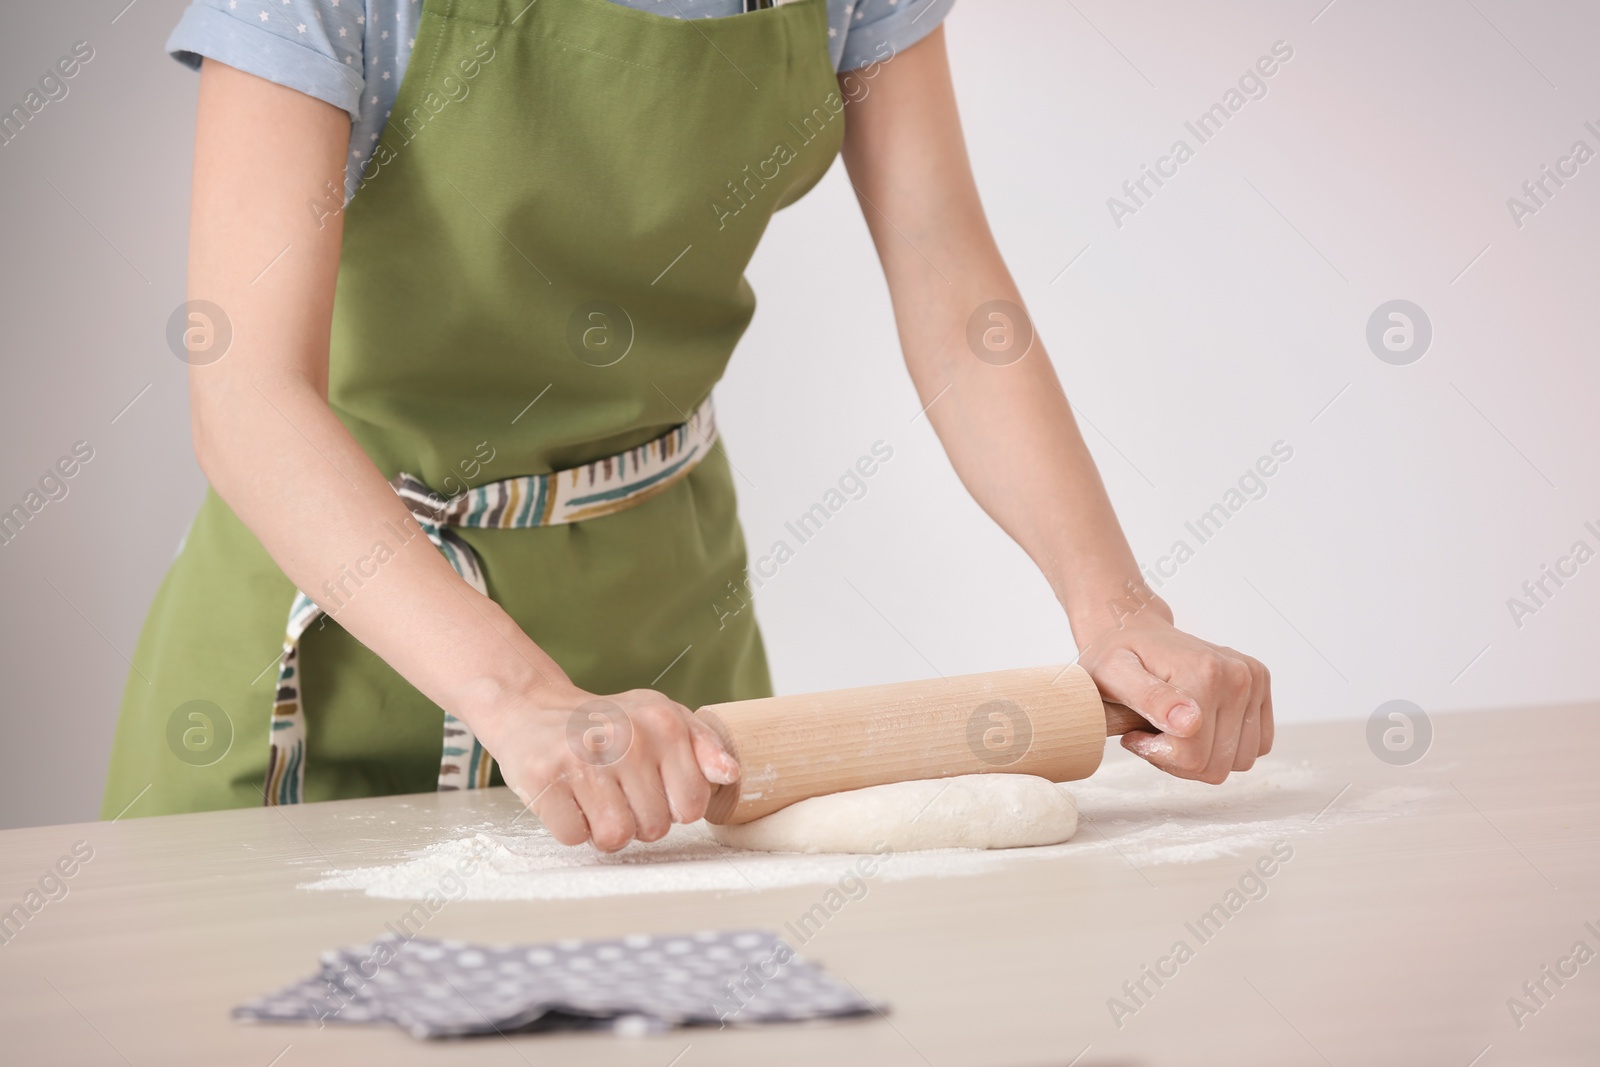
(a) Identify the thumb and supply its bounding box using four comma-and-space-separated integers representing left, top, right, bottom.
1093, 647, 1202, 738
686, 713, 741, 785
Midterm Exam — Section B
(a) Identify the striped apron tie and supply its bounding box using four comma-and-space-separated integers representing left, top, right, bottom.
263, 396, 718, 805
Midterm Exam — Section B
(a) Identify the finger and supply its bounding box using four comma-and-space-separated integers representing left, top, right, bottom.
1119, 699, 1217, 780
617, 763, 674, 844
569, 769, 636, 853
1258, 668, 1276, 756
1124, 729, 1230, 783
621, 700, 703, 828
1121, 692, 1220, 780
1194, 653, 1255, 782
1233, 661, 1267, 772
686, 712, 741, 784
1233, 698, 1261, 772
1093, 647, 1203, 737
1120, 729, 1199, 780
531, 781, 590, 847
1121, 729, 1172, 766
659, 729, 713, 824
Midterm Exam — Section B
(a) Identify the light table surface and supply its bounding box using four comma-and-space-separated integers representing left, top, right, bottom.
1, 705, 1596, 1065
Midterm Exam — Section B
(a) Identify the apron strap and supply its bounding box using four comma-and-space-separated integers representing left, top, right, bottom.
263, 395, 719, 805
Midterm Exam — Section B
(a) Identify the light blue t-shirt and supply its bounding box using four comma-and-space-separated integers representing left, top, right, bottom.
166, 0, 955, 201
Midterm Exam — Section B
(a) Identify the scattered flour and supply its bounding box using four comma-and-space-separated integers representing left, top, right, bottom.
304, 823, 1066, 901
303, 757, 1435, 901
1072, 756, 1334, 865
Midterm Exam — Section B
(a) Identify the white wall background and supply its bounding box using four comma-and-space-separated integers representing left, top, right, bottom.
2, 0, 1596, 829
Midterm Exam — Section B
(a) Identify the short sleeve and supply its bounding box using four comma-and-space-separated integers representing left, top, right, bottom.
165, 0, 367, 122
836, 0, 957, 73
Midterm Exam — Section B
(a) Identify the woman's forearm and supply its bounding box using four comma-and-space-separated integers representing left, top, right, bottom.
187, 60, 572, 745
838, 38, 1163, 647
924, 327, 1164, 642
886, 258, 1165, 645
192, 372, 570, 728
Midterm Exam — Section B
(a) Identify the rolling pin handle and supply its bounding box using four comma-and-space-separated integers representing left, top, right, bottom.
1103, 701, 1158, 737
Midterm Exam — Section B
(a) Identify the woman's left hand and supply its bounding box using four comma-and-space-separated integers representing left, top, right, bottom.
1077, 613, 1274, 784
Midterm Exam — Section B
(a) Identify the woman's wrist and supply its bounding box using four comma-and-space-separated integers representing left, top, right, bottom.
1061, 569, 1175, 649
449, 658, 581, 749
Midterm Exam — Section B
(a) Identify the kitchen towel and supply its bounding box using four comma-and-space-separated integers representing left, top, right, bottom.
235, 929, 881, 1038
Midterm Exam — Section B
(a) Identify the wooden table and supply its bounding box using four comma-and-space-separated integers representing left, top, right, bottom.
2, 707, 1595, 1064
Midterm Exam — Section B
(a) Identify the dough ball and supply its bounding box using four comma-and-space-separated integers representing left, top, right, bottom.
709, 773, 1078, 854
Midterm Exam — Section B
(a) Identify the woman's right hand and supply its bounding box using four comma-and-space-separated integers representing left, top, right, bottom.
480, 685, 740, 853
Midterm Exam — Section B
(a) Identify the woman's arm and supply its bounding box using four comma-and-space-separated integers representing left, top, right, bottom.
184, 60, 734, 845
837, 27, 1272, 783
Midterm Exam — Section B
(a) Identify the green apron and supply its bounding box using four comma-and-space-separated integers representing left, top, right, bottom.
101, 0, 845, 818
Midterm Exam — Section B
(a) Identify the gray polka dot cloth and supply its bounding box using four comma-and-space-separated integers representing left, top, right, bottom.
235, 929, 881, 1038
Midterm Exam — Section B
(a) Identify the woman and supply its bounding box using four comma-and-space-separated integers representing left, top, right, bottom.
103, 0, 1273, 849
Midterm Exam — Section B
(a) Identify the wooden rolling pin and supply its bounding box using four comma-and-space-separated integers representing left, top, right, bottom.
694, 663, 1152, 825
